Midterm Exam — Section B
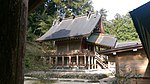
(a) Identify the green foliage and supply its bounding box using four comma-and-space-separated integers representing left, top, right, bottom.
103, 13, 139, 42
100, 8, 108, 21
24, 42, 52, 72
25, 42, 40, 70
36, 15, 54, 35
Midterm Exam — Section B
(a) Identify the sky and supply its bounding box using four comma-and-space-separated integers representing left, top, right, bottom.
92, 0, 150, 20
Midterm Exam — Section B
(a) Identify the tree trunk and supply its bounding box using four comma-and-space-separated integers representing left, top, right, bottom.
0, 0, 28, 84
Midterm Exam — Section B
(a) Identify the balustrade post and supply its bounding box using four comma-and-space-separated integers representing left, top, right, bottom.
88, 56, 90, 69
62, 56, 64, 67
55, 57, 58, 65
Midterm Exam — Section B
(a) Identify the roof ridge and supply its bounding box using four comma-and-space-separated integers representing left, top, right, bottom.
62, 12, 96, 20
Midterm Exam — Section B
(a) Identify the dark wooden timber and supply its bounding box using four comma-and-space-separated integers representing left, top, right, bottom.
0, 0, 28, 84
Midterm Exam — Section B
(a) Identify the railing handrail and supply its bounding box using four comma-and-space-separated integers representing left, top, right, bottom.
44, 49, 95, 56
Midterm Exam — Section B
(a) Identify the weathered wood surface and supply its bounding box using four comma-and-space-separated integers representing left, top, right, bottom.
0, 0, 28, 84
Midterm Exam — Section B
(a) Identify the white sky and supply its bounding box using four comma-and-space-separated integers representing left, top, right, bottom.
92, 0, 149, 20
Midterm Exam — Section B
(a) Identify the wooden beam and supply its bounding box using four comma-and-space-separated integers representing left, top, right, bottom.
98, 44, 143, 55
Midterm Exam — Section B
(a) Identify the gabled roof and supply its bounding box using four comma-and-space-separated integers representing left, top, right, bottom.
87, 33, 117, 48
37, 14, 101, 41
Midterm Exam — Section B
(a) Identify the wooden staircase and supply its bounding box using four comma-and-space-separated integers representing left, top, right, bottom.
95, 52, 108, 69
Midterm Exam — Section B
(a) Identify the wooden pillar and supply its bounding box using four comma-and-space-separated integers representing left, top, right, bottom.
88, 56, 90, 70
62, 56, 64, 67
55, 57, 58, 65
42, 57, 46, 64
94, 57, 97, 69
98, 46, 101, 51
94, 45, 96, 52
91, 56, 93, 69
84, 55, 86, 66
67, 42, 69, 52
76, 55, 79, 66
69, 56, 71, 66
115, 56, 119, 76
49, 57, 51, 64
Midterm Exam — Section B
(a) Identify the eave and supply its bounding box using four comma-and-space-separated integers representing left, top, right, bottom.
97, 44, 143, 55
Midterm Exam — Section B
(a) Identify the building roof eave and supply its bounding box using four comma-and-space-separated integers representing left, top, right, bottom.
36, 34, 89, 42
98, 44, 143, 55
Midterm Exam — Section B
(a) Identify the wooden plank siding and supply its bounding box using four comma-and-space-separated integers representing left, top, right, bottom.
55, 39, 82, 53
116, 49, 148, 76
130, 77, 150, 84
102, 44, 150, 84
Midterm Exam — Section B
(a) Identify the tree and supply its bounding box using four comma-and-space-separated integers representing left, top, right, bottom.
104, 13, 139, 41
0, 0, 28, 83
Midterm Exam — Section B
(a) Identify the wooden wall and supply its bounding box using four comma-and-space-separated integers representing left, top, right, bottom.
108, 49, 150, 84
55, 39, 81, 53
116, 49, 149, 76
108, 49, 149, 76
129, 78, 150, 84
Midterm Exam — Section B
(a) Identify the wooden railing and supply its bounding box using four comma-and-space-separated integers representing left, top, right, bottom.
44, 49, 94, 56
95, 52, 108, 69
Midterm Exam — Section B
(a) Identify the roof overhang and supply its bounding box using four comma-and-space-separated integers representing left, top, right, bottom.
98, 44, 143, 55
37, 35, 87, 42
87, 33, 117, 48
